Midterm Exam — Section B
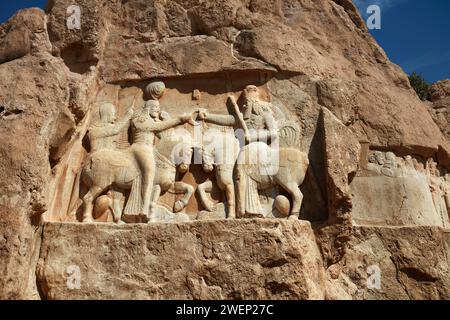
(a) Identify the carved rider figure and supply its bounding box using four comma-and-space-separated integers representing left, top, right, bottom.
88, 102, 134, 153
240, 85, 278, 145
197, 85, 308, 219
127, 81, 193, 221
198, 85, 278, 146
82, 102, 134, 223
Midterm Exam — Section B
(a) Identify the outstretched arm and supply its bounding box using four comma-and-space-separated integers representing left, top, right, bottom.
139, 113, 193, 132
203, 113, 237, 126
198, 108, 237, 127
151, 117, 185, 132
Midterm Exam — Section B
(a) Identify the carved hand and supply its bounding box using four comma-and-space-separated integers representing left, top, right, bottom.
197, 108, 208, 121
180, 113, 193, 123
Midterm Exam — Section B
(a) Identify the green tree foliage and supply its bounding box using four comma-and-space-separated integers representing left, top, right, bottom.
409, 72, 431, 101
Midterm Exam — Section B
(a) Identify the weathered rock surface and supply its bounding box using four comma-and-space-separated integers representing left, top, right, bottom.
35, 221, 450, 300
328, 226, 450, 300
316, 107, 360, 265
44, 0, 449, 156
351, 175, 445, 227
429, 80, 450, 141
37, 219, 326, 300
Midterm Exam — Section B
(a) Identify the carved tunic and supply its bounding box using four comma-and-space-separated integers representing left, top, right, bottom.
132, 118, 158, 146
89, 117, 131, 152
244, 102, 274, 130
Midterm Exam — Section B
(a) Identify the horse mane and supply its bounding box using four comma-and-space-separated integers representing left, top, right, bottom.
278, 121, 301, 148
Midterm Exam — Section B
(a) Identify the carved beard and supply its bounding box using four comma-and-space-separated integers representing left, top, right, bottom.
243, 99, 258, 119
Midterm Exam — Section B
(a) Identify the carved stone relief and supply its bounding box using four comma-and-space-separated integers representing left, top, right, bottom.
53, 79, 310, 224
352, 149, 450, 228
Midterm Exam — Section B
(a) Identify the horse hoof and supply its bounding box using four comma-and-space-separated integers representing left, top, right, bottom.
137, 213, 149, 223
227, 211, 236, 219
83, 218, 94, 223
288, 215, 299, 221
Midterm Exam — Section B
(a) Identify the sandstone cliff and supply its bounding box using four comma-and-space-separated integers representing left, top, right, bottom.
429, 80, 450, 141
0, 0, 449, 300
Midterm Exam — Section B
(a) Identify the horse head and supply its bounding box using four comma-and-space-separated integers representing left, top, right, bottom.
201, 129, 240, 172
156, 131, 195, 173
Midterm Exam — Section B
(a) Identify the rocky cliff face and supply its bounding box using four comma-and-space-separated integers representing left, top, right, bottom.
429, 80, 450, 141
1, 0, 449, 300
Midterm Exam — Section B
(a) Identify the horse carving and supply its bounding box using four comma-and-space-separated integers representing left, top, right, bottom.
235, 122, 309, 219
80, 133, 195, 223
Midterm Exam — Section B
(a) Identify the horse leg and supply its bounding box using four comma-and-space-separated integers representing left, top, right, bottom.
235, 165, 247, 218
197, 180, 215, 212
219, 170, 236, 219
148, 184, 161, 223
225, 182, 236, 219
110, 191, 125, 224
141, 169, 155, 217
277, 178, 303, 220
173, 182, 194, 213
82, 186, 103, 223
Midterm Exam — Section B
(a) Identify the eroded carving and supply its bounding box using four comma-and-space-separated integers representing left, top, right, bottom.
198, 85, 309, 219
75, 81, 311, 224
198, 128, 240, 218
355, 150, 450, 227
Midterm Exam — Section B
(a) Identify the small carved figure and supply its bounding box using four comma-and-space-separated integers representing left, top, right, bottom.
413, 158, 425, 174
404, 155, 415, 170
149, 132, 196, 221
88, 102, 134, 153
443, 174, 450, 219
367, 151, 385, 175
381, 152, 397, 177
427, 159, 448, 226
